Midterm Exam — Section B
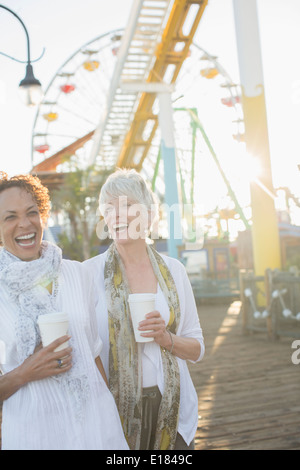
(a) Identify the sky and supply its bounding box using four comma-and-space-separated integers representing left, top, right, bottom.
0, 0, 300, 218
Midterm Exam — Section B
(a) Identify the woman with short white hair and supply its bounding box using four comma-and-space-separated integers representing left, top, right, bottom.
84, 168, 205, 450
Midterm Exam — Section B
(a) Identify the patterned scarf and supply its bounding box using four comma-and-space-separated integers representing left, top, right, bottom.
0, 241, 90, 420
0, 241, 62, 362
104, 242, 180, 450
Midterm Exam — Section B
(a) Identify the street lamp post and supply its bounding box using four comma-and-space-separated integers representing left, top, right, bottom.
0, 4, 43, 106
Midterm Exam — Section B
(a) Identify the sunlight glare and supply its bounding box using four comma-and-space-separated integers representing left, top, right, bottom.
243, 153, 263, 181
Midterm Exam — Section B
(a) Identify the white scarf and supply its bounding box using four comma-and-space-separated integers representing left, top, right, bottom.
0, 241, 62, 362
0, 241, 89, 420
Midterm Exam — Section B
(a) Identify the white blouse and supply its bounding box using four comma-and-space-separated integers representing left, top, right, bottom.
0, 260, 128, 450
84, 250, 205, 446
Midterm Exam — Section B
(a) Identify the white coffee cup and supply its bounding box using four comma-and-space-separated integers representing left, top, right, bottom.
37, 312, 69, 352
128, 293, 156, 343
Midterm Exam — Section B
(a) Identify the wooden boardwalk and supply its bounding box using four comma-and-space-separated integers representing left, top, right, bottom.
1, 300, 299, 450
190, 300, 300, 450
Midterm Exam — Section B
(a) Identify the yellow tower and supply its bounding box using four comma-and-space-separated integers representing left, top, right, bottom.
233, 0, 281, 276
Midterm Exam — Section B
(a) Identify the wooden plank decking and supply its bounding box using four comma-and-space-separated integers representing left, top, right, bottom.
1, 300, 299, 450
190, 300, 300, 450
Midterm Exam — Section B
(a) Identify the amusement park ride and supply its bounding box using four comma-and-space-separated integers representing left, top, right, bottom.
29, 0, 300, 326
31, 0, 248, 254
31, 0, 210, 258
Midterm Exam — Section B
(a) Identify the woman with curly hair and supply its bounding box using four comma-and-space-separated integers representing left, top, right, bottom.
0, 173, 128, 450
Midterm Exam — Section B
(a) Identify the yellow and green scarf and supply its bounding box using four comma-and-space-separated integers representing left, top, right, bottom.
104, 242, 180, 450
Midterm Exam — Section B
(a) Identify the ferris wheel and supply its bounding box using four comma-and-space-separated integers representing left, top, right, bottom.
31, 29, 245, 223
141, 42, 245, 199
132, 41, 247, 229
31, 29, 123, 170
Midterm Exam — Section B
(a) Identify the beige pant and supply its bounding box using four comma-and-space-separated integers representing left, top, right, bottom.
140, 386, 195, 450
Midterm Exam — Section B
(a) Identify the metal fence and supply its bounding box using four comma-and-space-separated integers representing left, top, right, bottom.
189, 270, 240, 300
240, 269, 300, 339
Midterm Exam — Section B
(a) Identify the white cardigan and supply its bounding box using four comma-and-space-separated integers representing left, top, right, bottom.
0, 260, 128, 450
84, 250, 205, 446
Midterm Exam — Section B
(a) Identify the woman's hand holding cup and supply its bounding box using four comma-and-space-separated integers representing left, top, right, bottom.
18, 335, 73, 385
138, 310, 170, 348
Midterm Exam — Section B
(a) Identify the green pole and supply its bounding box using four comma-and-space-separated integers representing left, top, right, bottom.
190, 108, 197, 206
187, 108, 250, 230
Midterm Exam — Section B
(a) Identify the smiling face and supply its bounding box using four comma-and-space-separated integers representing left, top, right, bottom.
103, 196, 150, 245
0, 187, 44, 261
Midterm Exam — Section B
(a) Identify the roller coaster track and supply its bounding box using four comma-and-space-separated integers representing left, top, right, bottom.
115, 0, 208, 172
32, 0, 208, 175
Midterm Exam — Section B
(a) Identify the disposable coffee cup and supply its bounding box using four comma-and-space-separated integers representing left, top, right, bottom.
128, 293, 156, 343
37, 312, 69, 352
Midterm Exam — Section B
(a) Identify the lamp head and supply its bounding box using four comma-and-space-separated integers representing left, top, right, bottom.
19, 63, 43, 106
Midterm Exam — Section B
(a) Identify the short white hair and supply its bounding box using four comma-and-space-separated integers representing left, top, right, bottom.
99, 168, 159, 222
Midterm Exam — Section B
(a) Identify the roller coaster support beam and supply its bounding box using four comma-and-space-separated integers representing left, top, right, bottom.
183, 108, 250, 230
158, 91, 183, 258
122, 82, 183, 258
88, 0, 144, 166
233, 0, 281, 276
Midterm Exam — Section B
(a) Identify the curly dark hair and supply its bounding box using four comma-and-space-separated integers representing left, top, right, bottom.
0, 172, 51, 222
